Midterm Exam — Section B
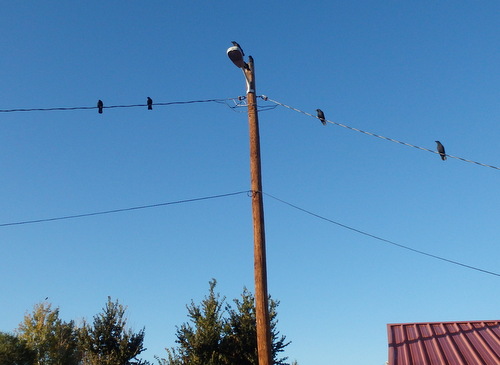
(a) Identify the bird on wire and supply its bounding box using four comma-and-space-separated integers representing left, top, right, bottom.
435, 141, 447, 161
316, 109, 326, 125
231, 41, 244, 56
147, 97, 153, 110
97, 100, 104, 114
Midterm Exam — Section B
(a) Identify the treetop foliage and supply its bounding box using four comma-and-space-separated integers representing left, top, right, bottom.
159, 279, 291, 365
2, 281, 295, 365
79, 296, 148, 365
7, 298, 149, 365
16, 302, 80, 365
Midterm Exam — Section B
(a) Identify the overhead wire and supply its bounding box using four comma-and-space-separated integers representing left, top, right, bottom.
0, 191, 249, 227
2, 186, 497, 277
2, 95, 498, 170
0, 96, 278, 115
0, 98, 239, 113
1, 95, 498, 275
264, 97, 500, 171
262, 191, 500, 278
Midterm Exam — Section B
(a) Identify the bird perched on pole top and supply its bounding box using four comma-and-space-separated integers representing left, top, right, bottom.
435, 141, 446, 160
147, 97, 153, 110
231, 41, 244, 56
97, 100, 104, 114
316, 109, 326, 125
227, 41, 249, 70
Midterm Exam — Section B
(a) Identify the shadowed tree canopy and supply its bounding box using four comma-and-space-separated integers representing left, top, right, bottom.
0, 332, 36, 365
79, 296, 149, 365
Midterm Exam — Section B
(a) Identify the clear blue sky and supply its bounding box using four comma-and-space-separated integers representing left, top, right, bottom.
1, 2, 499, 364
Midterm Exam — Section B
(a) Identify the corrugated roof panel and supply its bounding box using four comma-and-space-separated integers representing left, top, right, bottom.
388, 320, 500, 365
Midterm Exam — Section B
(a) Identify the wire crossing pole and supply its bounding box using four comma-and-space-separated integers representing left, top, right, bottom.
244, 56, 273, 365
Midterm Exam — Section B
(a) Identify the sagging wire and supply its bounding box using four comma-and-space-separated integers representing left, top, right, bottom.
0, 98, 240, 114
266, 97, 500, 171
0, 191, 250, 227
262, 191, 500, 278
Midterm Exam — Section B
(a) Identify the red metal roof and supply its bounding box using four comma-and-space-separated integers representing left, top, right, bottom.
387, 320, 500, 365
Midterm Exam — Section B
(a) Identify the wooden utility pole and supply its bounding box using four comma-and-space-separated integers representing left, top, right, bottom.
243, 56, 273, 365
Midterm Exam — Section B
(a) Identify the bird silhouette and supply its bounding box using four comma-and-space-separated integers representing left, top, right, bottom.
147, 97, 153, 110
97, 100, 104, 114
231, 41, 244, 56
316, 109, 326, 125
435, 141, 446, 160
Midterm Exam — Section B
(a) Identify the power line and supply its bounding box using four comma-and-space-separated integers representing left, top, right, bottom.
2, 187, 497, 277
4, 95, 496, 171
262, 191, 500, 278
0, 191, 250, 227
2, 95, 498, 171
0, 98, 239, 113
264, 97, 500, 171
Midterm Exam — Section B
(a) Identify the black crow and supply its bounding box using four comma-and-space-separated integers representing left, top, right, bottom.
97, 100, 104, 114
147, 97, 153, 110
231, 41, 244, 56
316, 109, 326, 125
435, 141, 446, 161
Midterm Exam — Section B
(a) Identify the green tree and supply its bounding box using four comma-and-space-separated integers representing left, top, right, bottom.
160, 279, 291, 365
16, 303, 80, 365
0, 332, 36, 365
79, 296, 149, 365
224, 288, 290, 365
164, 279, 226, 365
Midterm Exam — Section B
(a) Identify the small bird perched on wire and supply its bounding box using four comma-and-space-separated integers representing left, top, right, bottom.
231, 41, 244, 56
97, 100, 104, 114
147, 97, 153, 110
435, 141, 446, 160
316, 109, 326, 125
